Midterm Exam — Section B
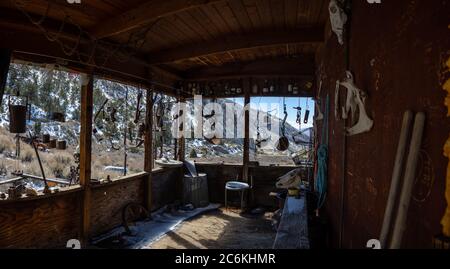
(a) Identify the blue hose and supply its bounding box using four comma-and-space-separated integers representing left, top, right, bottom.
315, 95, 329, 209
315, 144, 328, 209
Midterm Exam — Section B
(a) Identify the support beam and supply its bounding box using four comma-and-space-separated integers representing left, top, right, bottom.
147, 27, 324, 65
91, 0, 224, 39
184, 57, 315, 81
242, 78, 251, 182
0, 18, 180, 93
144, 87, 154, 211
0, 49, 12, 106
177, 95, 186, 161
79, 73, 94, 246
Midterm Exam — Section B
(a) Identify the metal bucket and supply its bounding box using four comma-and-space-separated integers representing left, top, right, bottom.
57, 140, 67, 150
9, 104, 27, 134
50, 112, 65, 122
42, 134, 50, 143
49, 139, 57, 148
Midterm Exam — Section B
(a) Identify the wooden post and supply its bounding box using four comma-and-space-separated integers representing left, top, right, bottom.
0, 49, 12, 106
178, 95, 186, 162
441, 56, 450, 237
79, 73, 93, 246
242, 78, 251, 182
144, 87, 154, 211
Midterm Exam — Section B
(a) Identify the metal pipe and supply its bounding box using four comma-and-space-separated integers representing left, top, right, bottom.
28, 130, 50, 193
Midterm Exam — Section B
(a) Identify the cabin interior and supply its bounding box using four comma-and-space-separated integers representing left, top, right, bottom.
0, 0, 449, 249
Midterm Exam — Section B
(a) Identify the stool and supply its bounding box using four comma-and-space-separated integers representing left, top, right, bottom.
225, 181, 250, 211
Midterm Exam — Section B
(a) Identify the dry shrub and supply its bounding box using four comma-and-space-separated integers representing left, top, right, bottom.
25, 161, 45, 177
54, 154, 72, 166
20, 145, 34, 162
0, 133, 14, 154
46, 158, 67, 178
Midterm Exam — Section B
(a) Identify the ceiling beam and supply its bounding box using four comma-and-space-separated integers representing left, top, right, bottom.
0, 25, 183, 96
90, 0, 224, 39
183, 57, 315, 81
147, 26, 324, 65
0, 12, 183, 80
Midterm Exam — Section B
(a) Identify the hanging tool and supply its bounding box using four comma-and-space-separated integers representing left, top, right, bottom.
204, 98, 221, 145
134, 89, 143, 124
314, 80, 324, 121
123, 87, 129, 176
254, 97, 267, 148
28, 130, 50, 194
292, 97, 304, 144
304, 98, 310, 124
276, 98, 289, 151
93, 98, 109, 142
255, 110, 268, 148
155, 97, 165, 130
294, 106, 302, 126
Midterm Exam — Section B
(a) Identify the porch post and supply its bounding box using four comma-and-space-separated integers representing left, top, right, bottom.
79, 73, 94, 246
0, 49, 12, 106
144, 87, 154, 211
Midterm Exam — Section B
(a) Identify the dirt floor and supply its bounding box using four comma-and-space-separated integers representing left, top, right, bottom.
149, 208, 276, 249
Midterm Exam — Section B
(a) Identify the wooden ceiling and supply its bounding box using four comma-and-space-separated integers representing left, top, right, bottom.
0, 0, 329, 88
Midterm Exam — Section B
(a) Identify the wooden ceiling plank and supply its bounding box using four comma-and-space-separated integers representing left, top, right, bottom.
255, 0, 273, 29
170, 14, 204, 44
243, 0, 263, 29
150, 23, 184, 48
285, 0, 298, 29
91, 0, 224, 39
147, 26, 324, 64
177, 10, 215, 41
157, 18, 194, 45
199, 4, 232, 35
189, 7, 222, 39
297, 0, 309, 26
214, 1, 243, 34
269, 0, 286, 29
228, 0, 254, 33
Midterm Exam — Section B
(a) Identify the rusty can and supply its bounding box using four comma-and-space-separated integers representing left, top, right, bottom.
42, 134, 50, 143
49, 139, 57, 148
57, 140, 67, 150
9, 104, 27, 133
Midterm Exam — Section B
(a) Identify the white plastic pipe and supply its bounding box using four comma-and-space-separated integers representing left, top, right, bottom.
390, 112, 426, 249
380, 110, 413, 248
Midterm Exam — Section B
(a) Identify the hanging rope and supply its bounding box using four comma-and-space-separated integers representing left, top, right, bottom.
9, 0, 192, 95
315, 94, 329, 209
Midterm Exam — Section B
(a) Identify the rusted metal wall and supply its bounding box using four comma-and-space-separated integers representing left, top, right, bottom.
316, 0, 450, 248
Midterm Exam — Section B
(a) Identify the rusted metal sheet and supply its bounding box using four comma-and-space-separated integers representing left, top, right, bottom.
315, 0, 450, 248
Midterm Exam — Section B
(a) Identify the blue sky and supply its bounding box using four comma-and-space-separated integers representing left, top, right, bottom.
228, 97, 315, 129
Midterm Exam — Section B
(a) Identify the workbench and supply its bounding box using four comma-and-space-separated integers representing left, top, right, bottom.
273, 194, 310, 249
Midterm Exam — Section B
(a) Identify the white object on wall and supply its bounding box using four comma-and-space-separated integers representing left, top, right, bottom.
329, 0, 348, 45
337, 71, 374, 136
